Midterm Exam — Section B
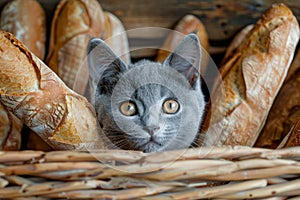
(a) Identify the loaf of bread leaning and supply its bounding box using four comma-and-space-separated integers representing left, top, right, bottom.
200, 3, 300, 147
46, 0, 105, 95
0, 31, 104, 150
0, 0, 47, 150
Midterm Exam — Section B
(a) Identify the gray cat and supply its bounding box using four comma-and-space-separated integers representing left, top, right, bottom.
87, 33, 205, 153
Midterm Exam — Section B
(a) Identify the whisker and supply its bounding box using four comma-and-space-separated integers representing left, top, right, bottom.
111, 139, 129, 149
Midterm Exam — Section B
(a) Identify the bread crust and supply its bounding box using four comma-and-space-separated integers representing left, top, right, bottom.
202, 3, 300, 147
0, 0, 48, 150
0, 0, 46, 60
46, 0, 105, 95
0, 31, 104, 150
255, 48, 300, 148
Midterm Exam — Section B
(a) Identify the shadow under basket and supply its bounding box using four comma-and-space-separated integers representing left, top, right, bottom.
1, 146, 300, 199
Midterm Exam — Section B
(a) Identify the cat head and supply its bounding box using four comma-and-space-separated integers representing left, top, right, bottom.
87, 33, 205, 152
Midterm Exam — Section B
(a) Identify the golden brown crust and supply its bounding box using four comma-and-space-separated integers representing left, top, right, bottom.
202, 3, 300, 147
46, 0, 105, 95
0, 31, 104, 150
0, 0, 46, 60
255, 49, 300, 148
156, 14, 209, 74
0, 32, 39, 95
0, 0, 47, 150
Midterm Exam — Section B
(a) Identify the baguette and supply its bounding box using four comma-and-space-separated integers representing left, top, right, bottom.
255, 48, 300, 148
0, 0, 46, 60
0, 31, 104, 150
46, 0, 105, 95
156, 14, 209, 74
201, 3, 300, 147
0, 0, 47, 150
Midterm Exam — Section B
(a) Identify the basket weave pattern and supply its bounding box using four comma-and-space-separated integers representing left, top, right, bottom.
1, 146, 300, 199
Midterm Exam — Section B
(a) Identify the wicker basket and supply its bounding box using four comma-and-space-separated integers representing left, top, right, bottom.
1, 146, 300, 199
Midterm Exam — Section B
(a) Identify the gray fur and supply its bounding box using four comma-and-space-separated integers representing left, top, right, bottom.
87, 34, 205, 152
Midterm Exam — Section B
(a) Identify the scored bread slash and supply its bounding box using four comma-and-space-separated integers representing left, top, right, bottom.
201, 3, 300, 147
46, 0, 105, 95
0, 0, 46, 61
0, 31, 104, 150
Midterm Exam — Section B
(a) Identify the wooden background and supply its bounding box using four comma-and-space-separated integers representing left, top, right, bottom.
0, 0, 299, 59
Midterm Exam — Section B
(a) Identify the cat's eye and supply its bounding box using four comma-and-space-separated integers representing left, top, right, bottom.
120, 101, 137, 116
163, 99, 180, 114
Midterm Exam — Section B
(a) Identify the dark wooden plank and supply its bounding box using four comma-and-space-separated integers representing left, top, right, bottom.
99, 0, 300, 42
0, 0, 299, 57
1, 0, 299, 42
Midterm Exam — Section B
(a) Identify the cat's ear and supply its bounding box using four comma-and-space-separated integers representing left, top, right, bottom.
87, 38, 127, 95
163, 33, 201, 89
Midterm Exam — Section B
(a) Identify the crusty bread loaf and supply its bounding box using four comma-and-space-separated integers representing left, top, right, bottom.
0, 0, 47, 150
0, 0, 46, 60
0, 31, 104, 150
103, 11, 130, 64
156, 14, 209, 74
255, 48, 300, 148
201, 3, 300, 147
46, 0, 105, 95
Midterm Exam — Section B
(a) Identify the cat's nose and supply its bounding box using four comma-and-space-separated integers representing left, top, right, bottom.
143, 126, 160, 136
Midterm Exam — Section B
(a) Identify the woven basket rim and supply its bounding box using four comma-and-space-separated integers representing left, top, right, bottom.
1, 146, 300, 199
